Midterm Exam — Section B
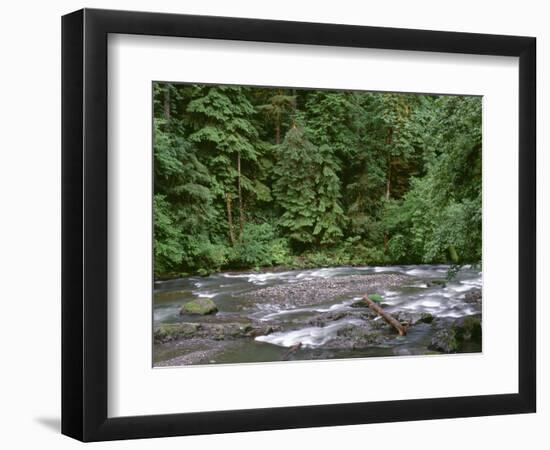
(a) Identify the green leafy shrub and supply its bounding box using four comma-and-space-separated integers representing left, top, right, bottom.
387, 234, 407, 262
229, 222, 291, 268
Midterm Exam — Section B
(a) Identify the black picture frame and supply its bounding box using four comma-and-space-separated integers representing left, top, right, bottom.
62, 8, 536, 442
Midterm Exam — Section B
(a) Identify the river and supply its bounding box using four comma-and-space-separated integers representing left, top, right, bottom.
153, 264, 482, 366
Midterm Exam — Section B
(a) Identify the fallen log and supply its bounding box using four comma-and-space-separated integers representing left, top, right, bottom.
363, 295, 407, 336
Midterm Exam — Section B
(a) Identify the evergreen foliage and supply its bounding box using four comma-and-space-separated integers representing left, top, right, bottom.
153, 83, 482, 277
273, 126, 345, 247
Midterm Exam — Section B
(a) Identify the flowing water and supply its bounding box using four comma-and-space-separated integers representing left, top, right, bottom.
153, 265, 482, 365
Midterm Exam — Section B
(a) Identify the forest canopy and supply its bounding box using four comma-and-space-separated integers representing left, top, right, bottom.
153, 83, 482, 278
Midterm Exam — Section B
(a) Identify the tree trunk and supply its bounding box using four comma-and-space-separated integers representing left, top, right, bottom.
385, 127, 393, 200
237, 152, 244, 242
448, 245, 459, 263
163, 84, 171, 122
383, 159, 392, 250
225, 193, 236, 246
363, 295, 407, 336
275, 122, 280, 145
384, 127, 393, 249
385, 160, 392, 201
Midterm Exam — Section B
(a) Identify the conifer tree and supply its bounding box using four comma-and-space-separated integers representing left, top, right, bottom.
153, 117, 217, 275
152, 82, 482, 276
186, 86, 267, 244
273, 126, 345, 246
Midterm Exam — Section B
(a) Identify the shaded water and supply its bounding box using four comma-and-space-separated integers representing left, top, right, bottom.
154, 265, 481, 365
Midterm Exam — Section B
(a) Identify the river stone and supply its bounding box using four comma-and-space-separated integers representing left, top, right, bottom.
393, 311, 434, 326
430, 328, 459, 353
154, 322, 201, 342
181, 298, 218, 315
429, 315, 482, 353
307, 310, 376, 327
154, 339, 240, 366
324, 324, 385, 349
206, 323, 252, 339
453, 315, 482, 342
427, 279, 447, 288
154, 321, 279, 343
464, 289, 482, 304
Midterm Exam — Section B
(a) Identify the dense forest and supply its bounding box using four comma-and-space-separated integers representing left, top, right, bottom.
153, 83, 481, 278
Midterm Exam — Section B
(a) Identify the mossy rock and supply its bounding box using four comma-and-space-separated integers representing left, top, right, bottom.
180, 298, 218, 315
419, 312, 435, 324
329, 325, 385, 349
350, 299, 368, 308
454, 315, 482, 343
429, 315, 482, 353
430, 328, 459, 353
394, 311, 434, 326
154, 322, 201, 343
464, 289, 482, 303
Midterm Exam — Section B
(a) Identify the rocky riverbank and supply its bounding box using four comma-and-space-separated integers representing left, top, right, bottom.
153, 269, 482, 366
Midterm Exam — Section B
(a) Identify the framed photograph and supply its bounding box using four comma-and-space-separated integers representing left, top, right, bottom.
62, 8, 536, 441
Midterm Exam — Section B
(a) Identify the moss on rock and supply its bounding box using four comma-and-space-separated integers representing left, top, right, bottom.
180, 298, 218, 315
154, 322, 201, 342
429, 315, 481, 353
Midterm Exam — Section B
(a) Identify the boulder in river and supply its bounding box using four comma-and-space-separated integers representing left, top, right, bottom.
154, 322, 201, 342
392, 311, 434, 326
427, 279, 447, 288
430, 327, 459, 353
453, 315, 482, 342
429, 315, 482, 353
180, 298, 218, 315
307, 309, 377, 327
325, 323, 387, 349
464, 289, 482, 304
154, 320, 279, 343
